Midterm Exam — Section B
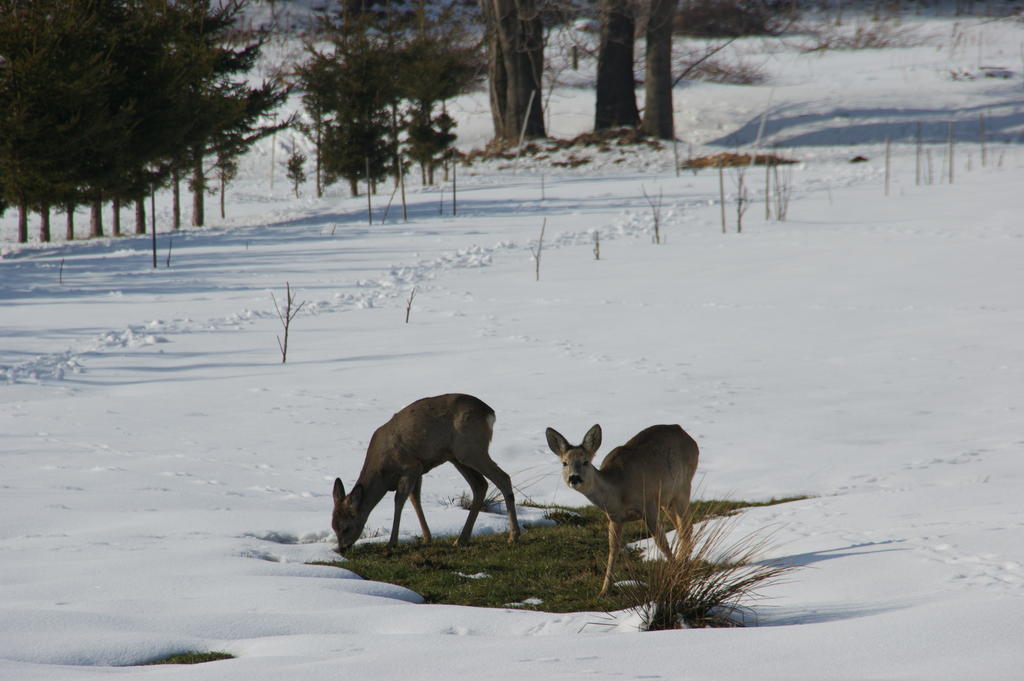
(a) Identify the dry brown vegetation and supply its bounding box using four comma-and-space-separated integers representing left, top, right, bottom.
683, 152, 798, 169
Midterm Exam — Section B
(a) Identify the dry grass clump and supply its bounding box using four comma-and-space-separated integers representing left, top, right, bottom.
683, 152, 797, 169
619, 508, 798, 630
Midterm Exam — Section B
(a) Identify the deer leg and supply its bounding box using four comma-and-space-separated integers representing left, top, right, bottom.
470, 458, 520, 543
600, 519, 623, 597
408, 476, 431, 544
452, 462, 487, 546
389, 476, 416, 547
645, 507, 674, 561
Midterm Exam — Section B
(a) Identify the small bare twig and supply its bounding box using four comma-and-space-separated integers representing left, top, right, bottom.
772, 164, 793, 221
531, 218, 547, 282
272, 282, 306, 364
593, 231, 600, 261
947, 122, 955, 185
405, 286, 416, 324
884, 137, 892, 196
718, 164, 727, 233
734, 167, 749, 233
59, 258, 65, 285
365, 156, 373, 225
642, 186, 664, 244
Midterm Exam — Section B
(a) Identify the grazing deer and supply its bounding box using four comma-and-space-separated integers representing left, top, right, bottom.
545, 423, 699, 596
332, 394, 520, 552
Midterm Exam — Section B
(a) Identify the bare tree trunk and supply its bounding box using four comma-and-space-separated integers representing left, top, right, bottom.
111, 197, 121, 236
315, 116, 323, 198
479, 0, 546, 146
17, 200, 28, 243
38, 204, 51, 243
641, 0, 677, 139
191, 151, 205, 227
65, 203, 75, 241
135, 198, 146, 235
595, 0, 639, 130
172, 167, 181, 230
90, 199, 104, 238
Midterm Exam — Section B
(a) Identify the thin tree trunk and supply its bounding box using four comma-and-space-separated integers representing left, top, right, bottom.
90, 199, 104, 238
135, 198, 146, 235
111, 197, 121, 236
17, 200, 28, 243
390, 104, 401, 186
595, 0, 639, 130
38, 204, 51, 243
480, 0, 546, 146
65, 203, 75, 241
315, 117, 323, 198
641, 0, 676, 139
192, 151, 205, 227
219, 174, 226, 219
172, 167, 181, 230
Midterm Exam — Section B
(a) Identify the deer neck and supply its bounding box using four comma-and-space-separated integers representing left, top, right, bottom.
352, 471, 390, 523
578, 465, 627, 518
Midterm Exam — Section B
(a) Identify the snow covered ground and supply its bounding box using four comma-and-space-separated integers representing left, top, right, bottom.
2, 9, 1023, 680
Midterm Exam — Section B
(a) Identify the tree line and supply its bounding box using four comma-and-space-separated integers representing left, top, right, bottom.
1, 0, 719, 245
0, 0, 286, 244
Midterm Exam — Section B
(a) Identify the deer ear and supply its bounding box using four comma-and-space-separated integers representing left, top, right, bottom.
545, 427, 570, 456
333, 478, 346, 504
582, 424, 602, 455
349, 483, 364, 510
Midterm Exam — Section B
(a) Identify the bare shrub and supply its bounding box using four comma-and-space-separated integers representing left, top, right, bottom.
677, 49, 768, 85
674, 0, 795, 37
271, 282, 306, 364
800, 20, 922, 52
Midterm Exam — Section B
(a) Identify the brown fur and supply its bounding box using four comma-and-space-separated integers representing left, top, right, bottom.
546, 423, 699, 596
332, 394, 520, 552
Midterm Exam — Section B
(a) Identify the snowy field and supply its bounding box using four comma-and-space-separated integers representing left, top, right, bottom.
2, 9, 1024, 680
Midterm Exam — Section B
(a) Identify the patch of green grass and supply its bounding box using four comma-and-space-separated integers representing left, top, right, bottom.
316, 497, 806, 617
143, 651, 235, 665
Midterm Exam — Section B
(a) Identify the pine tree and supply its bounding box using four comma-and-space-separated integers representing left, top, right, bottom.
170, 1, 289, 227
303, 12, 397, 197
397, 8, 478, 185
0, 0, 125, 242
286, 152, 306, 198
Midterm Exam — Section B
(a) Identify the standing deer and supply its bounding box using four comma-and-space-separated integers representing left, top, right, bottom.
545, 423, 699, 596
332, 394, 520, 552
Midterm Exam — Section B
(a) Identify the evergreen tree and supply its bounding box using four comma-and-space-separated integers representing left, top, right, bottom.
294, 47, 351, 199
397, 9, 478, 185
172, 1, 289, 227
0, 0, 126, 242
0, 0, 285, 240
304, 12, 397, 197
286, 151, 306, 198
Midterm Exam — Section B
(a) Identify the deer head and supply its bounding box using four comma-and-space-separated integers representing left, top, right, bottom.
545, 424, 602, 492
331, 478, 366, 552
